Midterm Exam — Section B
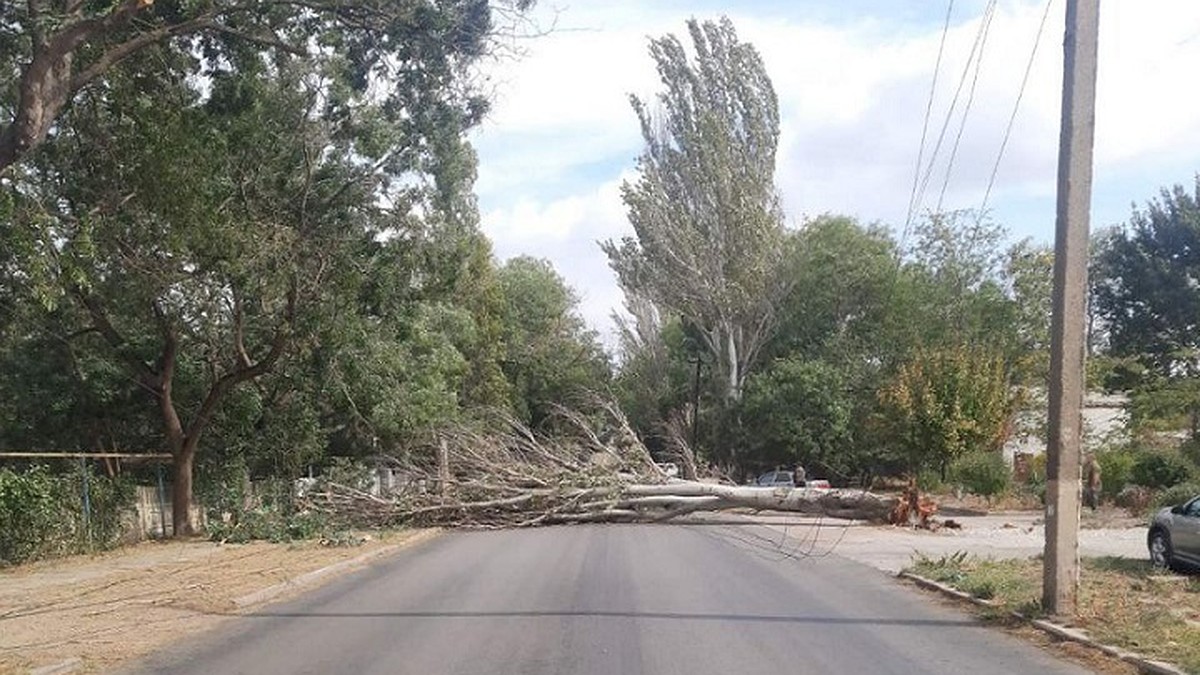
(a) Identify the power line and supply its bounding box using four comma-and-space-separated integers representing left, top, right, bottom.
911, 0, 998, 223
978, 0, 1057, 220
937, 0, 998, 212
903, 0, 956, 244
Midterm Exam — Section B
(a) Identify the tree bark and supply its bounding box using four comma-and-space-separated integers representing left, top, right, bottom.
171, 438, 198, 536
305, 480, 902, 528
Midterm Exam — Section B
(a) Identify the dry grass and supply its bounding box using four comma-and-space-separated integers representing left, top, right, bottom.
908, 553, 1200, 673
0, 529, 436, 674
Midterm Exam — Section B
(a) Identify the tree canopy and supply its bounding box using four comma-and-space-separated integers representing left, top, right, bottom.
603, 17, 787, 406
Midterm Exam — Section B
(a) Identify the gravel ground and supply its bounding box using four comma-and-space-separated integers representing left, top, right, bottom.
725, 511, 1148, 573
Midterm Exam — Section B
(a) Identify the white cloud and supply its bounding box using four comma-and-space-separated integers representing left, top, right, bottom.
473, 0, 1200, 346
481, 173, 633, 344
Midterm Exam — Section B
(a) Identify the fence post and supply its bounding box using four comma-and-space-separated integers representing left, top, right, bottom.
80, 457, 92, 547
156, 463, 168, 539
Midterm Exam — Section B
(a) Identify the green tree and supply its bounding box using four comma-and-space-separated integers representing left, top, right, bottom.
736, 357, 852, 479
1093, 181, 1200, 378
0, 0, 531, 173
612, 293, 686, 446
1092, 181, 1200, 440
1004, 238, 1054, 380
3, 35, 492, 533
877, 345, 1019, 477
603, 17, 787, 406
900, 211, 1016, 350
769, 216, 898, 365
496, 256, 610, 428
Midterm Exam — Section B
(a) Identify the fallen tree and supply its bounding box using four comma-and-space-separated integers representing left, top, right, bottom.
297, 402, 907, 528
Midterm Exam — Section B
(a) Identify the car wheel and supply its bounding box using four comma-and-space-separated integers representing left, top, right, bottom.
1149, 529, 1174, 570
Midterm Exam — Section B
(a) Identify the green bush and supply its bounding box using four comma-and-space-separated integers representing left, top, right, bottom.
1131, 449, 1195, 489
1153, 482, 1200, 509
0, 466, 134, 566
949, 451, 1011, 498
206, 508, 330, 544
916, 469, 945, 492
1097, 448, 1137, 500
0, 466, 68, 565
1180, 437, 1200, 468
201, 469, 332, 544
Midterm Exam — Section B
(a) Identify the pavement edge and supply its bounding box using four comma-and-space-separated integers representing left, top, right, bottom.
232, 528, 442, 609
897, 570, 1189, 675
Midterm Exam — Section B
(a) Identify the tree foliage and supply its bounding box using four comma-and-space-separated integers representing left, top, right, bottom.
736, 357, 852, 478
1093, 181, 1200, 378
0, 0, 533, 173
496, 256, 610, 428
0, 0, 616, 539
877, 345, 1019, 476
604, 16, 787, 405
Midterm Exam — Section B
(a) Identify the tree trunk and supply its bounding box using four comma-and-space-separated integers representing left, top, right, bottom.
620, 482, 899, 522
725, 328, 740, 402
171, 439, 198, 536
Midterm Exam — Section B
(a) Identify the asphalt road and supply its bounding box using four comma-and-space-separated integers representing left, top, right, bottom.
132, 524, 1092, 675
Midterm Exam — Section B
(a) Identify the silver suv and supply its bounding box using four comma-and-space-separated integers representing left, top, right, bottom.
1148, 495, 1200, 571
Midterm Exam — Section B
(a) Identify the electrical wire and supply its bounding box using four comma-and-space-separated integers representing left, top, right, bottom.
902, 0, 956, 247
911, 0, 998, 222
936, 0, 998, 213
977, 0, 1057, 221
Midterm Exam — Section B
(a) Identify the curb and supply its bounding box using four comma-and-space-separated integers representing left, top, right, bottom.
233, 529, 441, 609
898, 571, 1189, 675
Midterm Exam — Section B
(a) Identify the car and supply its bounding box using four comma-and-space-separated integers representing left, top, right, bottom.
751, 470, 833, 490
1148, 494, 1200, 571
754, 470, 795, 488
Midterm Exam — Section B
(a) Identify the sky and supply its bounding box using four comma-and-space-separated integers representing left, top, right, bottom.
469, 0, 1200, 347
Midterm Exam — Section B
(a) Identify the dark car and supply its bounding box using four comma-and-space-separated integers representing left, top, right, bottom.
1148, 494, 1200, 571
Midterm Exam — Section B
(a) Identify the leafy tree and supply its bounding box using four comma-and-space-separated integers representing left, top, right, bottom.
496, 256, 609, 428
736, 357, 852, 479
768, 216, 898, 365
1093, 180, 1200, 378
877, 345, 1019, 477
1004, 238, 1054, 381
0, 0, 532, 172
900, 211, 1016, 350
612, 294, 688, 447
1092, 181, 1200, 440
2, 28, 497, 533
603, 16, 787, 405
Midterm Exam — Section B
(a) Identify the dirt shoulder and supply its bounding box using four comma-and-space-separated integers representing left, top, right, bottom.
0, 529, 438, 674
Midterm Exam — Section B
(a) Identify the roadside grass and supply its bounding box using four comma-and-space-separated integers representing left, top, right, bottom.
907, 553, 1200, 673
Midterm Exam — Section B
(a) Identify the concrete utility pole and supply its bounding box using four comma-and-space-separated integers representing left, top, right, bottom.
1043, 0, 1100, 617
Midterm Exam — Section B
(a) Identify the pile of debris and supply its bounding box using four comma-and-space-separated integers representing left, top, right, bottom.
299, 403, 905, 528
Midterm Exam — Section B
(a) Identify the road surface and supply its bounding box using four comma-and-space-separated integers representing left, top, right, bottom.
131, 524, 1092, 675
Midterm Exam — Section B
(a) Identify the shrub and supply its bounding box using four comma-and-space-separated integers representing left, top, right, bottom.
949, 452, 1011, 498
916, 469, 945, 493
1131, 449, 1195, 489
877, 345, 1020, 476
206, 505, 331, 544
1153, 482, 1200, 509
1116, 485, 1154, 512
0, 466, 133, 566
0, 466, 68, 565
1097, 448, 1137, 500
1180, 437, 1200, 468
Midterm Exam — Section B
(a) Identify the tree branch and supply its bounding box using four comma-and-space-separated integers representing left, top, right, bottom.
70, 286, 156, 381
204, 22, 307, 56
185, 281, 296, 439
70, 15, 214, 91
